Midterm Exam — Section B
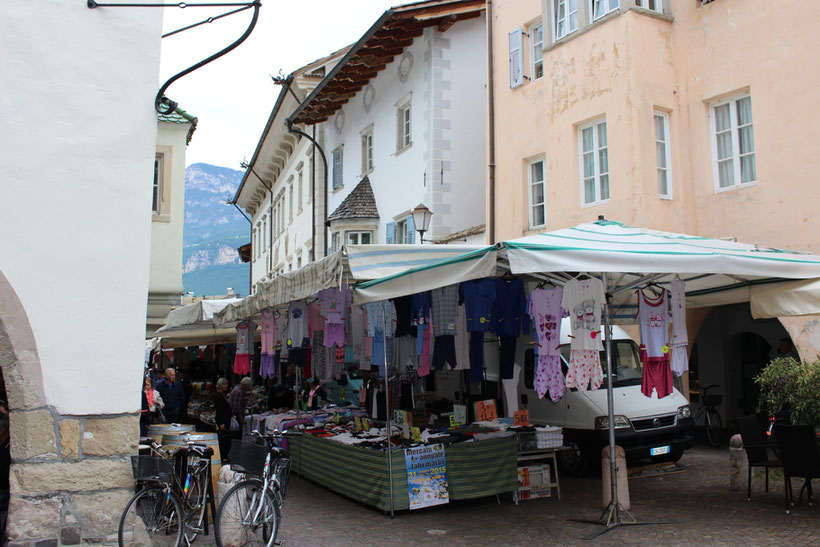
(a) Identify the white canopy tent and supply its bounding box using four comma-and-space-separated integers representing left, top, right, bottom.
152, 297, 244, 348
351, 219, 820, 531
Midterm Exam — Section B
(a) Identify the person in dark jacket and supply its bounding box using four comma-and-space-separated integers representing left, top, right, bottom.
267, 384, 295, 413
213, 378, 232, 461
155, 367, 186, 423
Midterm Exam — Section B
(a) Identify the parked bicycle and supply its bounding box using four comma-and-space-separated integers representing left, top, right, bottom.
692, 383, 723, 448
215, 430, 292, 547
118, 438, 216, 546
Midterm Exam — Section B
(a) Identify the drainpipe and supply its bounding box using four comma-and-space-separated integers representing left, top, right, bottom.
285, 120, 329, 257
486, 0, 496, 244
274, 77, 330, 258
311, 126, 317, 261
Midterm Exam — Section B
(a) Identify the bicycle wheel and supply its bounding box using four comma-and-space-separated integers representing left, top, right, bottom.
118, 485, 183, 547
705, 410, 723, 448
182, 468, 209, 544
215, 479, 280, 547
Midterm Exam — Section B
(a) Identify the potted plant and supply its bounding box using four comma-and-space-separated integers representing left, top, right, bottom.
755, 357, 820, 427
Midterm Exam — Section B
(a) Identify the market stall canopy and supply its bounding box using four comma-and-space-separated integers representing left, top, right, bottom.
750, 278, 820, 319
154, 297, 245, 348
214, 244, 487, 326
352, 220, 820, 318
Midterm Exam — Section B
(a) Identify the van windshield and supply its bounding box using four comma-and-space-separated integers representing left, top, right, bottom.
560, 340, 644, 387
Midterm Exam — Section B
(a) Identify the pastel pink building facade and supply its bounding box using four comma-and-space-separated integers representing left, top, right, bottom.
488, 0, 820, 417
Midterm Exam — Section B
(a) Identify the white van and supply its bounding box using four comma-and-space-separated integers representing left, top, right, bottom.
518, 318, 695, 474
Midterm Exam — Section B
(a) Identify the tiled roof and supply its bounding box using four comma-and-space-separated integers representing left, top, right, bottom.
328, 176, 380, 221
158, 105, 198, 145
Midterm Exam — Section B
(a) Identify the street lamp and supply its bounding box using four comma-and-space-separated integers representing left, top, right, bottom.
411, 203, 433, 243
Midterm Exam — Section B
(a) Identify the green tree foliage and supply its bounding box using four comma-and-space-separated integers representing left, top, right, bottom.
755, 357, 820, 426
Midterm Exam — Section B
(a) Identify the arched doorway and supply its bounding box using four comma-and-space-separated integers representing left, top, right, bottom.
689, 303, 792, 424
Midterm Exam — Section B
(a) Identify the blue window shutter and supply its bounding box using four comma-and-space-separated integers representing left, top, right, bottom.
386, 222, 395, 244
405, 215, 415, 243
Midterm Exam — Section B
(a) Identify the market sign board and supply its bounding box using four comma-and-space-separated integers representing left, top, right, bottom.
404, 444, 449, 510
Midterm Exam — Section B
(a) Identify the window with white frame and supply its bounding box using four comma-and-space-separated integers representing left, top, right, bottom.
346, 231, 373, 245
152, 154, 162, 214
635, 0, 662, 13
711, 94, 755, 190
396, 99, 412, 152
253, 227, 258, 259
530, 23, 544, 80
297, 170, 303, 212
288, 183, 294, 222
529, 158, 546, 227
654, 111, 672, 198
331, 231, 341, 253
579, 119, 610, 205
554, 0, 578, 40
361, 127, 374, 174
592, 0, 619, 20
262, 215, 267, 250
332, 146, 343, 190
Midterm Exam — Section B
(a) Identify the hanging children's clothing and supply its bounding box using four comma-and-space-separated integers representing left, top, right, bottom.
528, 287, 566, 402
636, 288, 673, 398
459, 279, 497, 382
669, 278, 689, 377
319, 287, 349, 347
493, 277, 530, 380
365, 300, 397, 376
287, 299, 308, 348
233, 320, 254, 375
562, 277, 605, 392
259, 310, 276, 379
275, 311, 288, 359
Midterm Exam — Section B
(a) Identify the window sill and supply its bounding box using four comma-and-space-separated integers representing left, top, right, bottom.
332, 186, 344, 194
715, 180, 756, 194
395, 143, 412, 157
581, 199, 610, 208
152, 213, 171, 223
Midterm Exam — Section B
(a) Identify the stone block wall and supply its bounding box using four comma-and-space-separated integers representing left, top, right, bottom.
7, 409, 139, 546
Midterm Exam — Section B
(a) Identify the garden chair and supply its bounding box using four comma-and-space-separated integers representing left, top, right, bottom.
773, 423, 820, 515
737, 415, 782, 501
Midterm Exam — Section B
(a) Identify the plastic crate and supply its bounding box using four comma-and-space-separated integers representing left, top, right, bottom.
229, 439, 267, 476
516, 428, 563, 452
130, 455, 173, 482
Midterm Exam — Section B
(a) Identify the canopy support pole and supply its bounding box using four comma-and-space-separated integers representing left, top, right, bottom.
382, 300, 395, 518
570, 272, 671, 539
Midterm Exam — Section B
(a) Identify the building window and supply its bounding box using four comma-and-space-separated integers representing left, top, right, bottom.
711, 94, 755, 190
262, 215, 267, 250
288, 184, 294, 222
530, 23, 544, 80
296, 256, 302, 268
253, 227, 258, 259
387, 216, 415, 244
654, 111, 672, 198
509, 28, 524, 88
346, 231, 373, 245
592, 0, 619, 20
361, 127, 374, 174
396, 98, 412, 152
554, 0, 578, 39
529, 158, 546, 227
297, 170, 303, 212
152, 154, 162, 214
635, 0, 662, 13
332, 146, 343, 190
579, 118, 609, 205
331, 231, 341, 253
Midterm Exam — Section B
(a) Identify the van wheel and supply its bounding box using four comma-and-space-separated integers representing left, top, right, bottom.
557, 438, 590, 476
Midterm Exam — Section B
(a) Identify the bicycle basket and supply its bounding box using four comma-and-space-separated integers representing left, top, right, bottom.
130, 455, 174, 482
229, 439, 267, 476
702, 394, 723, 407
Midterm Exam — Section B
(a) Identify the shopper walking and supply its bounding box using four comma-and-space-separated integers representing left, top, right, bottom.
229, 377, 253, 431
155, 367, 185, 424
140, 376, 164, 436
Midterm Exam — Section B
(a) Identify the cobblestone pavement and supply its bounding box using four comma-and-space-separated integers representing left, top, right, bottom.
267, 444, 819, 546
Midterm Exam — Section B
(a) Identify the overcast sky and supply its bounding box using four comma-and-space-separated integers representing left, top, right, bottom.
160, 0, 398, 169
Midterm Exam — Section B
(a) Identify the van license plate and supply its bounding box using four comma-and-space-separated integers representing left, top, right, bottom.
650, 445, 670, 456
